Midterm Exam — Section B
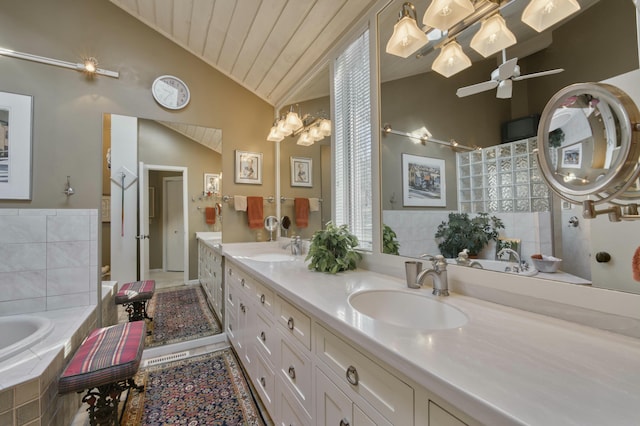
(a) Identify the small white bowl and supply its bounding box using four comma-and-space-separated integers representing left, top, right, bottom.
531, 256, 562, 273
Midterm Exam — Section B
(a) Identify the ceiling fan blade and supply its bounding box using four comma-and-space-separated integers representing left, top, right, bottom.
513, 68, 564, 81
498, 58, 518, 80
496, 79, 512, 99
456, 80, 499, 98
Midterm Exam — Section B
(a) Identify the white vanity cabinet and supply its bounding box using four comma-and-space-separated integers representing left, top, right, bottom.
197, 240, 224, 320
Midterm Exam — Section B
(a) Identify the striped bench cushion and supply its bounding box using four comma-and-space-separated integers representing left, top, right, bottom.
58, 321, 146, 394
115, 280, 155, 304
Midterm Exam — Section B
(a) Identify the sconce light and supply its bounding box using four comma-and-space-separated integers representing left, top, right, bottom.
383, 124, 392, 134
0, 47, 119, 78
297, 131, 314, 146
63, 176, 75, 196
470, 14, 517, 58
386, 2, 429, 58
267, 124, 285, 142
521, 0, 581, 32
432, 40, 471, 77
423, 0, 475, 30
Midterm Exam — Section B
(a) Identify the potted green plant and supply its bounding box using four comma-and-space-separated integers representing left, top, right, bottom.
434, 212, 504, 258
382, 224, 400, 255
306, 222, 362, 274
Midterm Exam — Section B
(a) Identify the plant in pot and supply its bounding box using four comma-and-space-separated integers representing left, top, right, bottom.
382, 224, 400, 255
306, 222, 362, 274
434, 212, 504, 258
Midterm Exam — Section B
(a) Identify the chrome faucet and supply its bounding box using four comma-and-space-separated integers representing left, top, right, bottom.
456, 249, 483, 269
284, 236, 303, 256
497, 248, 528, 273
416, 254, 449, 296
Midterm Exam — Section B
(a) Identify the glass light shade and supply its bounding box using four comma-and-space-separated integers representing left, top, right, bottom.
319, 119, 332, 136
309, 126, 323, 141
470, 14, 517, 58
296, 131, 314, 146
432, 41, 471, 77
276, 118, 292, 136
423, 0, 475, 31
521, 0, 581, 32
385, 16, 429, 58
284, 111, 303, 132
267, 126, 284, 142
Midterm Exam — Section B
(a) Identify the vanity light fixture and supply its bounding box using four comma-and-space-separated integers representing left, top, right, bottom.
381, 124, 473, 151
296, 131, 315, 146
470, 14, 517, 58
266, 104, 332, 144
0, 47, 119, 78
521, 0, 581, 32
422, 0, 475, 31
386, 2, 429, 58
432, 40, 471, 77
267, 124, 285, 142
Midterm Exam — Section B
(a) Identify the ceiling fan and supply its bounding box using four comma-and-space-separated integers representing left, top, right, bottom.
456, 50, 564, 99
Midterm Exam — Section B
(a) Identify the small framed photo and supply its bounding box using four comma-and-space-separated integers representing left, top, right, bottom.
235, 150, 262, 184
402, 153, 446, 207
0, 91, 33, 200
101, 196, 111, 223
291, 156, 312, 187
204, 173, 221, 195
561, 142, 582, 169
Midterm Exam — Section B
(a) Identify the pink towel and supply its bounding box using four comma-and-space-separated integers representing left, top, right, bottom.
247, 196, 264, 229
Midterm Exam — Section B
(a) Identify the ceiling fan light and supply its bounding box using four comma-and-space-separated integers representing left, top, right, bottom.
386, 14, 429, 58
267, 126, 284, 142
284, 110, 303, 132
319, 119, 332, 136
521, 0, 581, 32
297, 131, 314, 146
432, 41, 471, 78
470, 14, 517, 58
423, 0, 475, 31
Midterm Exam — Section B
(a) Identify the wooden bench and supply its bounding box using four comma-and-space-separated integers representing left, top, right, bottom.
58, 321, 146, 425
115, 280, 155, 323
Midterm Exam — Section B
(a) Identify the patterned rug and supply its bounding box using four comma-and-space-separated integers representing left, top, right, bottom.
145, 284, 222, 347
121, 349, 266, 425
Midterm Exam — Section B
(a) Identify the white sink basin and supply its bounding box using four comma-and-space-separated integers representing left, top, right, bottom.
246, 253, 296, 262
348, 290, 468, 330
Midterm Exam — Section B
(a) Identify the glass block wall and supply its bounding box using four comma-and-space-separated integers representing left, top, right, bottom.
457, 138, 551, 213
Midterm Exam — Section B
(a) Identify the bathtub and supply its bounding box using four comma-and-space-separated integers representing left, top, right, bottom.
0, 314, 54, 363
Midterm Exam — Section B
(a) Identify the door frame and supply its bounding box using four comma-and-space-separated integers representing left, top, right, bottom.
141, 164, 189, 284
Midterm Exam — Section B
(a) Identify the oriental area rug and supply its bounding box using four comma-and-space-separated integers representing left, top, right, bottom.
145, 284, 222, 347
121, 349, 267, 425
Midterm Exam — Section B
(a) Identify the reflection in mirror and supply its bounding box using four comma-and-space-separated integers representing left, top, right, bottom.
278, 66, 332, 239
102, 113, 224, 342
378, 0, 640, 293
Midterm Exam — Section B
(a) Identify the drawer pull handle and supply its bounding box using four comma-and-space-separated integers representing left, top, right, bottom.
240, 303, 246, 313
229, 324, 232, 331
260, 377, 266, 387
288, 366, 296, 380
228, 268, 232, 275
260, 294, 266, 304
346, 365, 359, 386
260, 331, 266, 342
287, 317, 295, 330
340, 419, 350, 426
241, 278, 245, 287
229, 293, 233, 301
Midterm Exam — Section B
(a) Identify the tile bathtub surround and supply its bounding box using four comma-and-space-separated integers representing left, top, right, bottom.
0, 209, 98, 316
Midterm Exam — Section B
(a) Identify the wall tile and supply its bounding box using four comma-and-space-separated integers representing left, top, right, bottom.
0, 271, 46, 302
46, 242, 90, 269
0, 388, 12, 413
15, 379, 39, 406
0, 216, 46, 243
0, 243, 46, 273
0, 298, 46, 316
47, 292, 91, 310
46, 215, 90, 242
46, 267, 91, 296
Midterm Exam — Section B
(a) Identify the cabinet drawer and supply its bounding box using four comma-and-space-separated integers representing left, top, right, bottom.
255, 311, 276, 366
276, 296, 311, 350
277, 376, 312, 426
279, 333, 313, 415
254, 350, 275, 410
252, 279, 275, 316
315, 324, 414, 425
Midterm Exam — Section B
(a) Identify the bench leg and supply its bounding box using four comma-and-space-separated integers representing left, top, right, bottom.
80, 377, 145, 426
122, 300, 153, 322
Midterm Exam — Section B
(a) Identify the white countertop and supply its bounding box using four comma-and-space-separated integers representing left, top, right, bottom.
222, 242, 640, 426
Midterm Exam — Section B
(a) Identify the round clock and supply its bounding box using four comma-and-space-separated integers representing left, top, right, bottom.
151, 75, 190, 110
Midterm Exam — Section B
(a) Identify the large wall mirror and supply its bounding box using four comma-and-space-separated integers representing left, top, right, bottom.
377, 0, 640, 294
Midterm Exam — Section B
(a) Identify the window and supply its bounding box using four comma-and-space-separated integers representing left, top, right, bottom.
333, 29, 372, 251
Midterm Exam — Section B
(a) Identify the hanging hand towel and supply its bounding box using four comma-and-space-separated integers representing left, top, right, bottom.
309, 197, 320, 212
234, 195, 247, 211
633, 246, 640, 282
295, 197, 310, 228
247, 196, 264, 229
205, 207, 216, 224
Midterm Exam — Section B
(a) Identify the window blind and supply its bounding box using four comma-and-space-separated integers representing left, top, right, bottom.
333, 29, 372, 251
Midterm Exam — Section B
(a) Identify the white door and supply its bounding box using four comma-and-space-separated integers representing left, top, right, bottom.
138, 162, 150, 280
165, 177, 184, 271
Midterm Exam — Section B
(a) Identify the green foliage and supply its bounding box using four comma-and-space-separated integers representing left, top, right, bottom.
306, 222, 362, 274
382, 224, 400, 255
549, 128, 565, 148
434, 212, 505, 258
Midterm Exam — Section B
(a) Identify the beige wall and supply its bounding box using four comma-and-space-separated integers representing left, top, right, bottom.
0, 0, 275, 249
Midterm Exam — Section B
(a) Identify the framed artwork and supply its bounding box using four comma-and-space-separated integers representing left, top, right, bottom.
101, 196, 111, 223
291, 156, 312, 187
204, 173, 221, 195
148, 187, 155, 218
235, 150, 262, 184
561, 142, 582, 169
0, 91, 33, 199
402, 153, 446, 207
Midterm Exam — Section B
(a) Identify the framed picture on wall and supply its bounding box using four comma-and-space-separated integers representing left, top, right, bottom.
561, 142, 582, 169
235, 150, 262, 184
402, 153, 446, 207
204, 173, 221, 195
0, 91, 33, 200
101, 196, 111, 222
291, 157, 312, 187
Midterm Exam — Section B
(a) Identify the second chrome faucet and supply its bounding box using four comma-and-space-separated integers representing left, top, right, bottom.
406, 255, 449, 296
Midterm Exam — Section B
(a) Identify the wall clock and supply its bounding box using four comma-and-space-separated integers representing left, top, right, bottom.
151, 75, 190, 110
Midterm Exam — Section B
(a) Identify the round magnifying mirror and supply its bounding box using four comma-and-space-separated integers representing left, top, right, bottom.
537, 83, 640, 205
264, 215, 279, 232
